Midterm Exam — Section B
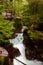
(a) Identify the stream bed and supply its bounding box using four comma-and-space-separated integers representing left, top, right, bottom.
9, 33, 43, 65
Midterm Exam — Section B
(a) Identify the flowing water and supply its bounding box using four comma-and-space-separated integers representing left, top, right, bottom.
9, 33, 23, 46
9, 33, 43, 65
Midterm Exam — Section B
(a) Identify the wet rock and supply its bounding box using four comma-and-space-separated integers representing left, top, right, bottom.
25, 47, 36, 60
14, 17, 22, 33
5, 43, 20, 59
23, 29, 43, 61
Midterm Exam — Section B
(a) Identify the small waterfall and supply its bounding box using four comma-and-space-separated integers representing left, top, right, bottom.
9, 28, 43, 65
9, 26, 27, 46
9, 33, 23, 46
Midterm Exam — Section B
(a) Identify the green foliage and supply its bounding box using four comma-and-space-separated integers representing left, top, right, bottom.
0, 0, 43, 41
22, 0, 43, 39
0, 4, 3, 11
21, 3, 30, 26
0, 57, 5, 65
15, 0, 24, 16
27, 30, 43, 39
0, 15, 15, 45
0, 0, 13, 12
22, 0, 43, 27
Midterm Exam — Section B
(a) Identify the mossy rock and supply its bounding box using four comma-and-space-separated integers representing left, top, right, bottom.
0, 47, 12, 65
0, 57, 13, 65
23, 29, 43, 49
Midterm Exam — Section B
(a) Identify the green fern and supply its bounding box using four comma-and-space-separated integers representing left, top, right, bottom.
0, 15, 15, 45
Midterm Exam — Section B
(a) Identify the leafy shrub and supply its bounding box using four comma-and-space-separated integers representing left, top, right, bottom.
0, 15, 15, 45
27, 30, 43, 39
23, 0, 43, 39
22, 0, 43, 27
